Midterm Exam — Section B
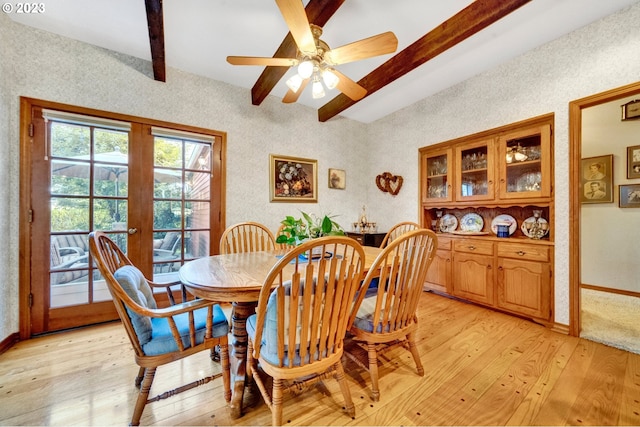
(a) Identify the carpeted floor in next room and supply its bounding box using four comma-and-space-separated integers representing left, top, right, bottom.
581, 288, 640, 355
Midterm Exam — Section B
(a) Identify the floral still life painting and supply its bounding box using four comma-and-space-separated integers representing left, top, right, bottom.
270, 154, 317, 202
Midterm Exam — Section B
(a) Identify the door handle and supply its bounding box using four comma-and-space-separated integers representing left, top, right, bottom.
128, 228, 138, 235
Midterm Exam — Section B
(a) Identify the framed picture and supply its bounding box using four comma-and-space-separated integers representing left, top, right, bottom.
627, 145, 640, 179
328, 168, 346, 190
580, 154, 613, 204
621, 99, 640, 121
619, 184, 640, 208
269, 154, 317, 202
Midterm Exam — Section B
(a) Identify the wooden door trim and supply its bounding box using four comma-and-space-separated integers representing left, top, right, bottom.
19, 97, 227, 338
568, 81, 640, 337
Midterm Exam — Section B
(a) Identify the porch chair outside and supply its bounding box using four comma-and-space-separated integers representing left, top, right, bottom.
219, 221, 277, 254
346, 228, 437, 401
378, 221, 420, 248
88, 231, 231, 426
246, 236, 366, 426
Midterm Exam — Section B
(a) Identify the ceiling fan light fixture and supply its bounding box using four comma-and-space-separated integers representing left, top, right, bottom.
297, 59, 314, 79
322, 68, 339, 90
286, 74, 303, 93
311, 76, 325, 99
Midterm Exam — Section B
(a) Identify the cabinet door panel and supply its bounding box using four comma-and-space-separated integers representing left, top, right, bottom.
421, 148, 453, 203
455, 139, 495, 201
497, 124, 551, 200
452, 252, 494, 305
497, 258, 551, 319
424, 249, 451, 293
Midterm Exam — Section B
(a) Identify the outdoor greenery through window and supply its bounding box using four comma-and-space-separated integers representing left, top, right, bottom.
46, 110, 215, 308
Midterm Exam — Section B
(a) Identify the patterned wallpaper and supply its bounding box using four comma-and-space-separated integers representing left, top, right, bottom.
1, 3, 639, 338
367, 2, 640, 325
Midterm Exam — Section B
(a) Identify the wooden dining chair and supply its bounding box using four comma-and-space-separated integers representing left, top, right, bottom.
88, 231, 231, 426
378, 221, 420, 248
246, 236, 366, 426
219, 221, 277, 254
346, 228, 437, 402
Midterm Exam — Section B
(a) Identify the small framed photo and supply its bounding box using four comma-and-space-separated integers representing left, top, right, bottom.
621, 99, 640, 121
270, 154, 317, 203
619, 184, 640, 208
328, 168, 346, 190
581, 155, 613, 204
627, 145, 640, 179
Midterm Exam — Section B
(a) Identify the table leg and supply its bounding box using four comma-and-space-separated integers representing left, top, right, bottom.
228, 301, 256, 419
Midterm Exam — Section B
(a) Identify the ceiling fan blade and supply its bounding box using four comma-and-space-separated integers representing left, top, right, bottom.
282, 78, 310, 103
227, 56, 299, 67
332, 69, 367, 101
325, 32, 398, 65
275, 0, 317, 55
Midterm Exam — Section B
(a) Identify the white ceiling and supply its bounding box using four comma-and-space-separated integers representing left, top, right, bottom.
8, 0, 639, 123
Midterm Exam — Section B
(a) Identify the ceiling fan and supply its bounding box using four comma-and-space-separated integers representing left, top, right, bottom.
226, 0, 398, 104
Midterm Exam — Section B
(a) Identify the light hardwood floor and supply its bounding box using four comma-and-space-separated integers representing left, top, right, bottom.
2, 292, 640, 426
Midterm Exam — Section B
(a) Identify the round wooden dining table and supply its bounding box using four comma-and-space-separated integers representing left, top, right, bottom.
178, 246, 382, 418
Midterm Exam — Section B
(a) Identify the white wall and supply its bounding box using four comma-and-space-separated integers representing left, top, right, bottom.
366, 2, 640, 325
581, 96, 640, 292
0, 9, 14, 341
2, 3, 640, 340
0, 14, 370, 340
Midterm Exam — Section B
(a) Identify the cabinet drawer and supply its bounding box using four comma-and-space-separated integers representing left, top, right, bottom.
436, 236, 452, 250
497, 242, 549, 262
453, 239, 494, 256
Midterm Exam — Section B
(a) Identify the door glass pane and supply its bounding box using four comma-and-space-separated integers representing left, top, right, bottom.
426, 154, 448, 199
153, 135, 212, 282
505, 135, 542, 193
188, 230, 210, 259
460, 146, 488, 197
49, 120, 129, 308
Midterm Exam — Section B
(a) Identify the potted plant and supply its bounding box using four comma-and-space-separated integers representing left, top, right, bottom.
276, 211, 345, 246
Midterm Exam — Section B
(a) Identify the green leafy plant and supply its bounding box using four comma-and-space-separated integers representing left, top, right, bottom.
276, 211, 345, 246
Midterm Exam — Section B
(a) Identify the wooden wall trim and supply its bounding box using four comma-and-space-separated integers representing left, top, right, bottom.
581, 284, 640, 299
0, 332, 19, 355
568, 81, 640, 337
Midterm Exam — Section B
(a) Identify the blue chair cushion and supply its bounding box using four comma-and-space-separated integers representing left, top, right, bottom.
113, 265, 157, 345
352, 294, 393, 333
247, 279, 329, 367
143, 304, 229, 356
113, 265, 228, 355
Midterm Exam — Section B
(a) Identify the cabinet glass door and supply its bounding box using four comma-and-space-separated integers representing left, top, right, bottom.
422, 149, 452, 203
455, 139, 494, 201
498, 124, 551, 199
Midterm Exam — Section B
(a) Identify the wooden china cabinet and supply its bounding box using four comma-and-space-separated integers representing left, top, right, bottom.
420, 114, 554, 325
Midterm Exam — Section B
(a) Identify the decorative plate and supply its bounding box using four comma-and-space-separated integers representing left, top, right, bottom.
521, 216, 550, 238
460, 213, 483, 232
490, 214, 517, 235
439, 214, 458, 233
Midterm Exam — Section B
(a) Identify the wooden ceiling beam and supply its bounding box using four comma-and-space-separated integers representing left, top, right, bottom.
318, 0, 531, 122
250, 0, 346, 106
145, 0, 166, 82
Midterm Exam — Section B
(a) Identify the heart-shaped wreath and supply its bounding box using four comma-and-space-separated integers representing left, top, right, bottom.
376, 172, 403, 196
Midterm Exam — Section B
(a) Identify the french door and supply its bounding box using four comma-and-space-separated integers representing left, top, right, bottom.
23, 99, 224, 335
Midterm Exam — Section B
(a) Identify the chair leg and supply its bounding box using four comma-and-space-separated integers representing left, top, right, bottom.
334, 361, 355, 419
219, 342, 232, 403
134, 367, 145, 388
367, 343, 380, 402
272, 378, 284, 426
131, 366, 156, 426
407, 332, 424, 376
